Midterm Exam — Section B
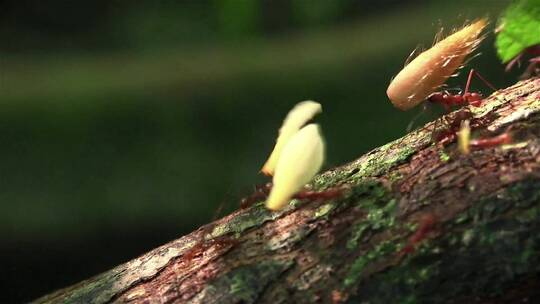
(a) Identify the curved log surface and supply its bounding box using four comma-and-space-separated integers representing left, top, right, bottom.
36, 78, 540, 304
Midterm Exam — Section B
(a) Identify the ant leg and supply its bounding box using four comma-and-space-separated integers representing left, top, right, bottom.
464, 69, 497, 94
505, 52, 523, 72
469, 128, 512, 149
472, 70, 497, 91
464, 69, 474, 95
463, 69, 498, 107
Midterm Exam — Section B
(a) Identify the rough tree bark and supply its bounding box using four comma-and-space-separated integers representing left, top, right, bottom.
36, 78, 540, 304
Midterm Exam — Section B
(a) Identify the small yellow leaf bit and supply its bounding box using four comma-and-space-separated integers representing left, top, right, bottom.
458, 119, 471, 154
266, 123, 325, 211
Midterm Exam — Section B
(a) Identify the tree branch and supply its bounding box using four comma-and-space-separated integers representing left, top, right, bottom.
35, 78, 540, 304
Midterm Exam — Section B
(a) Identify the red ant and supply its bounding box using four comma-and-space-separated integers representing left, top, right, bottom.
239, 183, 345, 209
428, 69, 497, 110
406, 69, 494, 133
399, 213, 437, 256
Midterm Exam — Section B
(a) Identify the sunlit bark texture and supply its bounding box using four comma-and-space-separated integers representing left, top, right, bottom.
36, 78, 540, 304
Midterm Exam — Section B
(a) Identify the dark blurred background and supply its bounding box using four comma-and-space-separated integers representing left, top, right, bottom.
0, 0, 517, 302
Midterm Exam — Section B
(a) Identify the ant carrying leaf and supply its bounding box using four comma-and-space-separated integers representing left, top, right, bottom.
387, 19, 493, 111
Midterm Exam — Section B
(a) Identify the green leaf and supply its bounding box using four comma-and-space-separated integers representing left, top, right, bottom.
495, 0, 540, 63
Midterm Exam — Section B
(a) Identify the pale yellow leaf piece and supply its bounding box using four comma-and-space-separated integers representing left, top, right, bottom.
261, 101, 322, 176
387, 18, 488, 110
266, 123, 325, 211
458, 119, 471, 155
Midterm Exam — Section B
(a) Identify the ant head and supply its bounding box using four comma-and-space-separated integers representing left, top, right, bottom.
427, 92, 446, 103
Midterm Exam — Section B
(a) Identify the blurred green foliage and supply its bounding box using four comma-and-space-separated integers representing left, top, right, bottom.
217, 0, 260, 36
0, 0, 517, 302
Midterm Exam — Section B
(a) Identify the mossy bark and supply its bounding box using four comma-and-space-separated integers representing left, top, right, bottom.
35, 78, 540, 304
